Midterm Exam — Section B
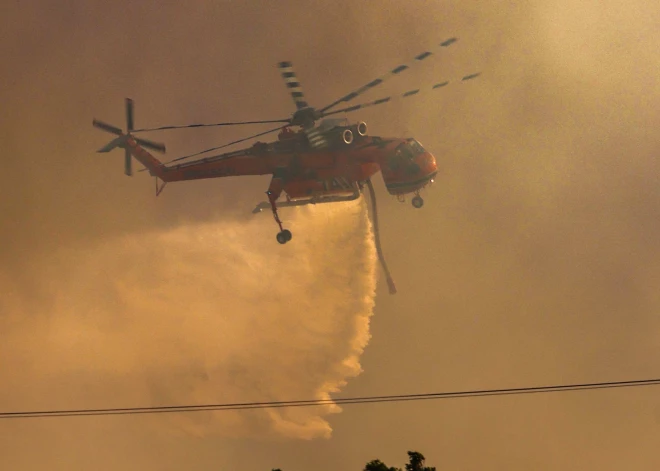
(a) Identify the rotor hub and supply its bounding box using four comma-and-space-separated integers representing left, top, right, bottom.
290, 107, 322, 128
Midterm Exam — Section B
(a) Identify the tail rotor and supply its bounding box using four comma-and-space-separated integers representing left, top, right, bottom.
92, 98, 166, 175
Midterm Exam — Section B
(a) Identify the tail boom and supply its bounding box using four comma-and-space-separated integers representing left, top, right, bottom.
124, 136, 167, 179
96, 133, 168, 180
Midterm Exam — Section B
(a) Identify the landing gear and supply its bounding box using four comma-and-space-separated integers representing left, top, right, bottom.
412, 195, 424, 208
267, 176, 293, 244
276, 229, 292, 244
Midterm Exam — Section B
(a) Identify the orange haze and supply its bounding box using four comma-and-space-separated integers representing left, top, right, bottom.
2, 1, 660, 470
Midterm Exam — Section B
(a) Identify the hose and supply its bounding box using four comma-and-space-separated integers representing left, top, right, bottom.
365, 179, 397, 294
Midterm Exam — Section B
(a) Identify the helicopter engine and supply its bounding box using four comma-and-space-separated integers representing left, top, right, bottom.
339, 128, 354, 144
347, 121, 368, 140
324, 127, 353, 145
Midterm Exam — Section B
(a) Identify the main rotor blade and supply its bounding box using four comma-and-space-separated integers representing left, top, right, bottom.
278, 61, 309, 110
461, 72, 481, 81
139, 125, 283, 171
319, 37, 459, 114
126, 98, 134, 131
132, 118, 291, 133
320, 72, 480, 117
134, 136, 166, 153
92, 119, 123, 135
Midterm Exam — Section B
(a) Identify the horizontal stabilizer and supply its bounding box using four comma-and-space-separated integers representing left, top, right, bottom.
97, 135, 127, 153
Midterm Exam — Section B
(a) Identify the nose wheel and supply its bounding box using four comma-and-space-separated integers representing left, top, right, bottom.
276, 229, 292, 244
412, 195, 424, 208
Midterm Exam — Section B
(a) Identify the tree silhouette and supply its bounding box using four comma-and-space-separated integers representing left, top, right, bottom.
272, 450, 435, 471
363, 451, 434, 471
364, 459, 401, 471
404, 451, 435, 471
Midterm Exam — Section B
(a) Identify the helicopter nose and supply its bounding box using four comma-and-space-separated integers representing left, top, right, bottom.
418, 152, 437, 173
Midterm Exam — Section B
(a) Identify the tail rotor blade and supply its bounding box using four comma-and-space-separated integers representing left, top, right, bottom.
126, 98, 134, 132
125, 98, 135, 175
93, 98, 166, 177
134, 137, 166, 153
92, 119, 123, 135
124, 149, 132, 176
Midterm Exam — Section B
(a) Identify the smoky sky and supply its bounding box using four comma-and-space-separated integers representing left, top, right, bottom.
1, 200, 377, 441
2, 1, 660, 470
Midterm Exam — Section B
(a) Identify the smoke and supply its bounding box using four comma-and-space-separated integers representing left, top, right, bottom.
4, 0, 660, 469
0, 199, 377, 440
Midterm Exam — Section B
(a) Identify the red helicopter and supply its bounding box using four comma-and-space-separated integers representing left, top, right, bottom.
92, 38, 479, 294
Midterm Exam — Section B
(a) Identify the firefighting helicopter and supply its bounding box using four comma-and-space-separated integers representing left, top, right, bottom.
92, 38, 479, 294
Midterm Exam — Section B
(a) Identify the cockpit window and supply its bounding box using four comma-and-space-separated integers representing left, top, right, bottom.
389, 140, 426, 170
395, 144, 414, 161
408, 139, 425, 155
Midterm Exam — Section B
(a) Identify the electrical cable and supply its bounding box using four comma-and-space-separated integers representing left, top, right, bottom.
2, 378, 659, 419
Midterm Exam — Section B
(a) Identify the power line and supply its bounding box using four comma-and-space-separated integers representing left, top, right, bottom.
2, 378, 659, 420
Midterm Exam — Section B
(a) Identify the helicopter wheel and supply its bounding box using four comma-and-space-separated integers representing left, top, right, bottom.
412, 195, 424, 209
276, 229, 292, 244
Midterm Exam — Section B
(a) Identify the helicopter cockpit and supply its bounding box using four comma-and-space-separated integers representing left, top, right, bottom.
406, 138, 426, 155
388, 139, 427, 170
381, 138, 437, 198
